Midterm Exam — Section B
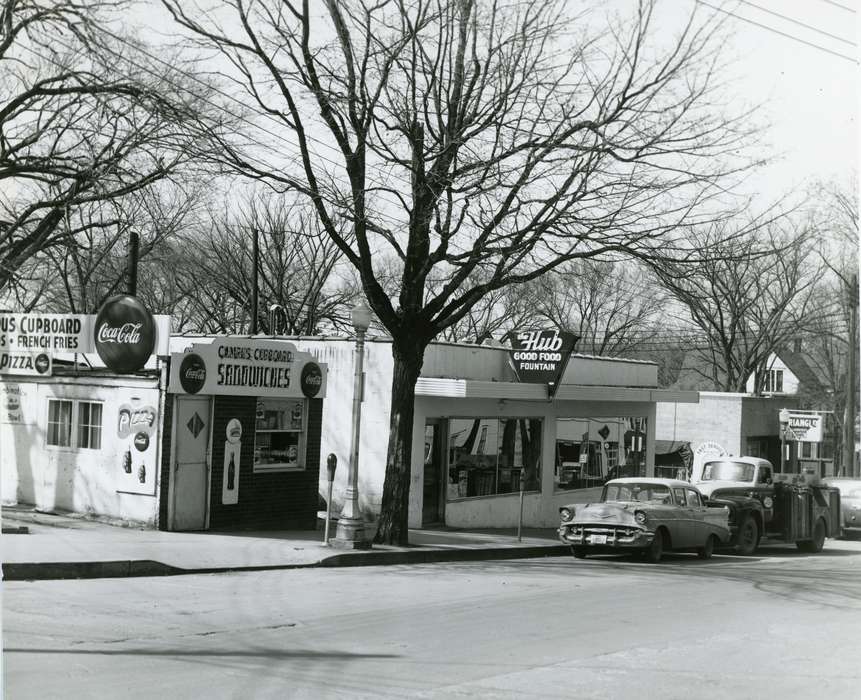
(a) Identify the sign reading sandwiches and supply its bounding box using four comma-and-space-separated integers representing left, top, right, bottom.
508, 329, 578, 396
168, 338, 327, 398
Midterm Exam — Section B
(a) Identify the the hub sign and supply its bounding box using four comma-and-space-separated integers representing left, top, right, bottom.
508, 329, 578, 395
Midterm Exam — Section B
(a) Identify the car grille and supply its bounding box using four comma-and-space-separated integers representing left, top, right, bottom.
564, 525, 640, 538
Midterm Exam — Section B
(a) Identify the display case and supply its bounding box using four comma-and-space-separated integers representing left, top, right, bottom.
254, 398, 306, 472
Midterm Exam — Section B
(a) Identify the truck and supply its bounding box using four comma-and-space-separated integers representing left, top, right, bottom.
691, 456, 841, 555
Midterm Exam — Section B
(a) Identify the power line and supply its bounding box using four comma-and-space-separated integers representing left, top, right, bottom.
695, 0, 859, 63
819, 0, 856, 13
737, 0, 856, 46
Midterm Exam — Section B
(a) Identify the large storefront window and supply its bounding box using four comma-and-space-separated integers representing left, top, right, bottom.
447, 417, 542, 499
554, 417, 647, 492
254, 398, 306, 472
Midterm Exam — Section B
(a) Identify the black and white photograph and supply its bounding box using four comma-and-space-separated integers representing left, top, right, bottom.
1, 0, 859, 697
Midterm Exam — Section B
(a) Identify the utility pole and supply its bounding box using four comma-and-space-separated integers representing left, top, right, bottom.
844, 273, 858, 477
251, 228, 259, 334
125, 231, 139, 296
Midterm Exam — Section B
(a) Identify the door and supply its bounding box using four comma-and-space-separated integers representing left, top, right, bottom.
171, 396, 211, 530
422, 421, 445, 525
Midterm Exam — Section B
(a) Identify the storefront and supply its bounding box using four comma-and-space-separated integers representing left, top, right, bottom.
280, 335, 699, 530
0, 298, 170, 525
162, 337, 327, 531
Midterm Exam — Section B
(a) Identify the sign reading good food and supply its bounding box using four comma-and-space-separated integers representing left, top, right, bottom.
786, 412, 823, 442
168, 338, 327, 398
508, 329, 579, 396
93, 295, 157, 373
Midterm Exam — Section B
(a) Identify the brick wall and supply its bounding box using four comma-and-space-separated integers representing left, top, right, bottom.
157, 395, 174, 531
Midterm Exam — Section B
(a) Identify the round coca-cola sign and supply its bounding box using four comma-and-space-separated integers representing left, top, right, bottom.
300, 362, 323, 398
93, 295, 156, 373
179, 353, 206, 394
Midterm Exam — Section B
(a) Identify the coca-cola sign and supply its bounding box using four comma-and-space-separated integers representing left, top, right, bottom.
300, 362, 323, 398
93, 295, 156, 373
179, 354, 207, 394
508, 329, 579, 396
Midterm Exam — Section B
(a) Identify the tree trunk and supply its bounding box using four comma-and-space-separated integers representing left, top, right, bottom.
374, 337, 425, 545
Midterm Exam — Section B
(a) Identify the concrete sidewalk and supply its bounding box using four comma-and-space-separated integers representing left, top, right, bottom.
1, 505, 568, 581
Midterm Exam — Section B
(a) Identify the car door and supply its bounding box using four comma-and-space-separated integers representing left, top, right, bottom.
669, 487, 693, 547
684, 488, 712, 546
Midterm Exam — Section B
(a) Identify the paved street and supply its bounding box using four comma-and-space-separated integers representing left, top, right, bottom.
5, 540, 861, 699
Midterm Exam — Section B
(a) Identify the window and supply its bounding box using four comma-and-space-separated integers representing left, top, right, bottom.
447, 417, 542, 498
760, 369, 784, 393
47, 400, 73, 447
254, 398, 306, 472
554, 417, 648, 491
685, 489, 701, 507
47, 399, 102, 449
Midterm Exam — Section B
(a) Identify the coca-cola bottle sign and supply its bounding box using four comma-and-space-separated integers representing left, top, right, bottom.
93, 295, 156, 373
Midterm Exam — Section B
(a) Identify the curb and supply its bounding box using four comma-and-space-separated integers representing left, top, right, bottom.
2, 545, 569, 581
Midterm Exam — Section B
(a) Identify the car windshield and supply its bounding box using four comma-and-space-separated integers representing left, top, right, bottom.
701, 461, 755, 482
603, 483, 672, 504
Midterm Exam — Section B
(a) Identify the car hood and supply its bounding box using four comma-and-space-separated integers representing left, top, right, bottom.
568, 501, 649, 526
694, 480, 756, 497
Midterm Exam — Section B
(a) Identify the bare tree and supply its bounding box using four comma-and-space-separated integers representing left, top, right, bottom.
526, 260, 667, 357
164, 0, 761, 543
170, 192, 357, 334
18, 182, 202, 312
0, 0, 208, 297
650, 218, 819, 392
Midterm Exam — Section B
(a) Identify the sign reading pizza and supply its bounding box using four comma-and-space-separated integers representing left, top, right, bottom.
508, 329, 578, 396
0, 306, 170, 376
168, 338, 327, 398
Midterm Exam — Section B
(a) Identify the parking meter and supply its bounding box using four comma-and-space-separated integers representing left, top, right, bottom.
323, 454, 337, 545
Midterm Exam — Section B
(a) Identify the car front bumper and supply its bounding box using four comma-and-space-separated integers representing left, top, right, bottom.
558, 524, 654, 548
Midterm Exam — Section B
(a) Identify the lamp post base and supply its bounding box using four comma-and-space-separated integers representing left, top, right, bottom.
331, 517, 372, 550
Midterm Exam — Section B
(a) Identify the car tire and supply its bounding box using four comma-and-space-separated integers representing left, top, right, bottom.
797, 518, 826, 553
645, 530, 664, 563
571, 546, 587, 559
735, 514, 759, 556
698, 534, 717, 560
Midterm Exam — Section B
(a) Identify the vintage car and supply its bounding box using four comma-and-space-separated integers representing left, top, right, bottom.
823, 478, 861, 538
557, 478, 731, 563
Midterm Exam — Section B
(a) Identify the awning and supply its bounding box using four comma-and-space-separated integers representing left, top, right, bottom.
415, 378, 699, 404
654, 440, 693, 468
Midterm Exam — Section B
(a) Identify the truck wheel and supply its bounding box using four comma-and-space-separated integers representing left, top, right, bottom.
645, 530, 664, 563
571, 546, 588, 559
736, 515, 759, 556
698, 534, 717, 560
797, 519, 826, 553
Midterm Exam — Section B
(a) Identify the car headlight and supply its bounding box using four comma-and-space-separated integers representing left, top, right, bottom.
560, 507, 573, 522
634, 510, 647, 525
763, 496, 773, 509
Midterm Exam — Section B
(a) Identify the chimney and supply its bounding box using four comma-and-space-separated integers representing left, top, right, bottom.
793, 337, 802, 353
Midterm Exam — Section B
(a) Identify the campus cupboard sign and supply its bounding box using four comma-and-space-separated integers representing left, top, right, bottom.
508, 329, 579, 396
168, 338, 327, 399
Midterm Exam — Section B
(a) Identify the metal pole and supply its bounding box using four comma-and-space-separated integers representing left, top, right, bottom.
126, 231, 139, 296
333, 327, 370, 548
844, 273, 858, 477
251, 228, 259, 333
323, 453, 337, 546
517, 467, 525, 542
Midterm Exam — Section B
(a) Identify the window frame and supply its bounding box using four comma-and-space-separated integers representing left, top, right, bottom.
446, 416, 543, 500
253, 397, 308, 473
46, 398, 104, 451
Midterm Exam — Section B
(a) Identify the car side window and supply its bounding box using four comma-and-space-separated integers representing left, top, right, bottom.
685, 490, 701, 507
758, 467, 772, 484
673, 488, 686, 505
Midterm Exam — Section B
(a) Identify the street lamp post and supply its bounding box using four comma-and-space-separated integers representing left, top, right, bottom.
778, 408, 790, 474
332, 300, 372, 549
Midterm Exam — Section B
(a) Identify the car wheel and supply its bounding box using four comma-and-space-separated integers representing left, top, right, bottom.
698, 534, 717, 560
797, 518, 826, 553
736, 514, 759, 556
571, 546, 587, 559
645, 530, 664, 563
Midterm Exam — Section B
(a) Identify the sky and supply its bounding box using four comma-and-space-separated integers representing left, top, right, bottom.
133, 0, 858, 212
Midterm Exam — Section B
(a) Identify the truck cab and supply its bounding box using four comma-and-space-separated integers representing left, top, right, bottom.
692, 456, 840, 555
